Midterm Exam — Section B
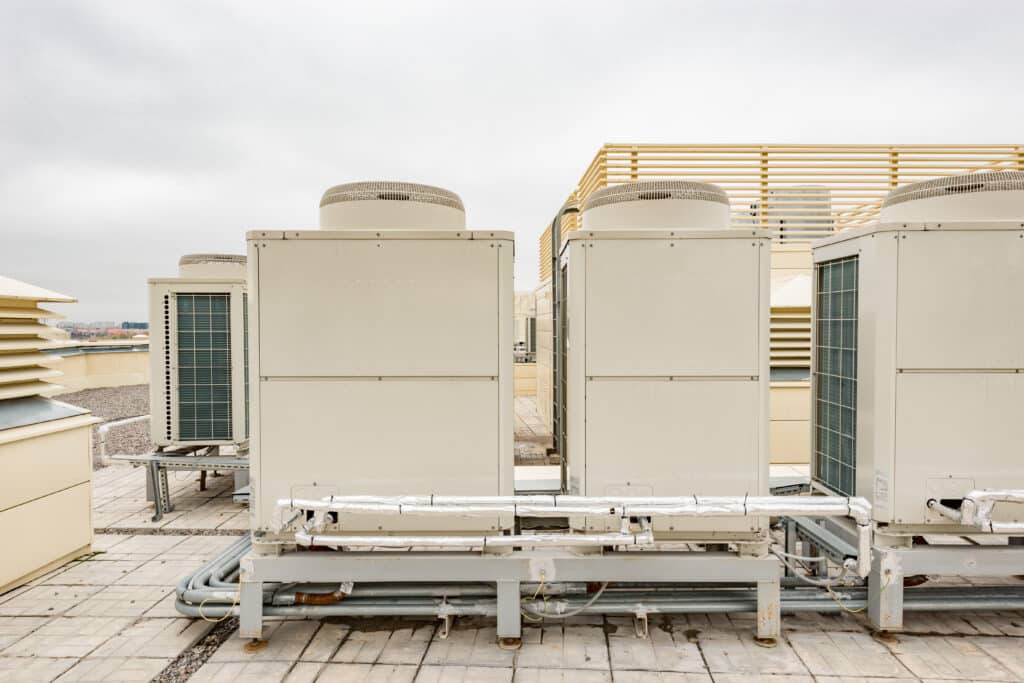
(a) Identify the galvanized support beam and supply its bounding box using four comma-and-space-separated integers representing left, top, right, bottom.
495, 580, 521, 641
867, 543, 1024, 631
756, 577, 781, 640
869, 546, 904, 631
239, 579, 264, 639
245, 551, 781, 584
784, 519, 798, 578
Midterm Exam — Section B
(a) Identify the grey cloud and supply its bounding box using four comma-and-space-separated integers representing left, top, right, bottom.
1, 0, 1022, 320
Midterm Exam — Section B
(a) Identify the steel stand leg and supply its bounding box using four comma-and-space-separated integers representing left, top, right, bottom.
868, 546, 903, 631
755, 576, 781, 642
496, 580, 521, 644
239, 579, 264, 640
149, 461, 172, 522
784, 519, 798, 577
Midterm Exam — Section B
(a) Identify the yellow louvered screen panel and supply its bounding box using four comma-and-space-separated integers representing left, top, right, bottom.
0, 322, 56, 338
0, 306, 62, 320
771, 308, 812, 368
0, 381, 58, 401
0, 367, 61, 386
0, 352, 59, 370
539, 224, 552, 284
0, 278, 75, 400
539, 144, 1024, 282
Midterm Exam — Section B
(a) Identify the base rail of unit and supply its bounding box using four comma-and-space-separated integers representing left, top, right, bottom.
175, 535, 1024, 647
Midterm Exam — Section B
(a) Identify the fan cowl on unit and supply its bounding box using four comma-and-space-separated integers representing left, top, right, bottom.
319, 181, 466, 230
880, 171, 1024, 223
178, 254, 247, 279
581, 180, 731, 230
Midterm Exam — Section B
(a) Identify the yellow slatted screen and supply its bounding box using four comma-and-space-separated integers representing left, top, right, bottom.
770, 308, 812, 368
539, 144, 1024, 283
0, 296, 67, 400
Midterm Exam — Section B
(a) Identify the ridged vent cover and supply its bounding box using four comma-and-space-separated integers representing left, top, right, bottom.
583, 180, 730, 212
179, 254, 247, 266
883, 171, 1024, 209
320, 181, 464, 212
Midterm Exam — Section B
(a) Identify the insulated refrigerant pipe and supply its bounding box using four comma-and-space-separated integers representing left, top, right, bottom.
279, 494, 871, 524
279, 493, 872, 576
294, 530, 655, 550
929, 490, 1024, 533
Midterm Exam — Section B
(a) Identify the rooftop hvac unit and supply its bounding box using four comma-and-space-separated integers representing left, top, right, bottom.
249, 181, 513, 539
811, 171, 1024, 528
148, 255, 249, 448
559, 181, 771, 539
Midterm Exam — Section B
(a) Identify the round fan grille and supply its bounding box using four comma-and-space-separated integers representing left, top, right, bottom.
320, 181, 464, 212
583, 180, 729, 212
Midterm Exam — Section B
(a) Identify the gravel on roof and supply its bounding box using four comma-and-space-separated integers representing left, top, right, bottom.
56, 384, 152, 465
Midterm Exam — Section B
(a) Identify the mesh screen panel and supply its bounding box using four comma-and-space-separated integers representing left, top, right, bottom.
813, 256, 858, 495
176, 293, 232, 440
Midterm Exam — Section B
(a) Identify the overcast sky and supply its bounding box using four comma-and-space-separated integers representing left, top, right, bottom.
2, 1, 1022, 321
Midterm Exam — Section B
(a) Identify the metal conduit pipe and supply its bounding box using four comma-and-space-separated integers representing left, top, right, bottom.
272, 583, 584, 604
177, 587, 1024, 621
96, 414, 150, 466
184, 537, 252, 592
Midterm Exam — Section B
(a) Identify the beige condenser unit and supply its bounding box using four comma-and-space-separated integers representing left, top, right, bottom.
248, 181, 513, 540
559, 181, 771, 539
811, 171, 1024, 529
148, 254, 249, 448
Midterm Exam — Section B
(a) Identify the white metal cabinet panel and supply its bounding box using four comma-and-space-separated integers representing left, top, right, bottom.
563, 243, 587, 496
894, 372, 1024, 525
584, 238, 761, 376
0, 423, 91, 511
496, 242, 514, 500
583, 379, 763, 534
0, 482, 91, 592
896, 230, 1024, 370
255, 379, 503, 532
257, 239, 499, 377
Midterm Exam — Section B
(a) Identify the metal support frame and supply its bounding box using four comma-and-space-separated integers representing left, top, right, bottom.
870, 543, 1024, 631
791, 516, 860, 567
113, 452, 249, 521
788, 516, 1024, 631
238, 550, 782, 642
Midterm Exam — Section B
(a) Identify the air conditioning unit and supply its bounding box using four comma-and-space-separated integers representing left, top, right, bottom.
561, 181, 771, 539
248, 181, 514, 538
811, 171, 1024, 528
148, 254, 249, 448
